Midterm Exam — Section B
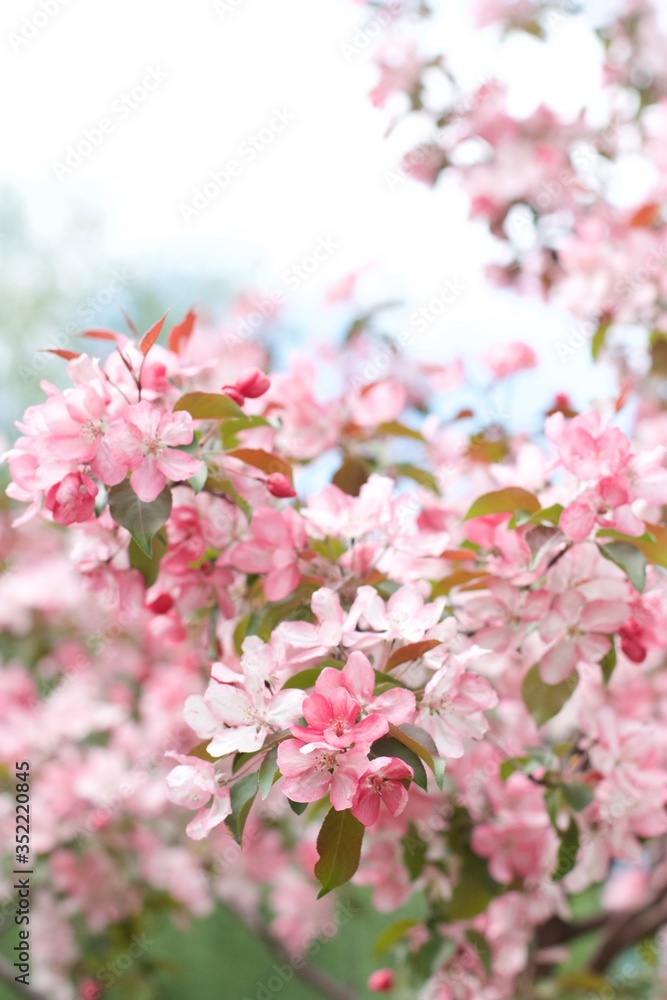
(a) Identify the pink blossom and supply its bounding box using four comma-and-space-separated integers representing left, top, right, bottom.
352, 757, 413, 826
316, 650, 416, 725
483, 341, 538, 379
538, 591, 629, 683
471, 775, 557, 884
292, 688, 389, 749
102, 401, 203, 502
165, 754, 232, 840
277, 740, 369, 809
418, 660, 498, 758
184, 673, 304, 756
227, 507, 306, 601
545, 412, 632, 481
559, 475, 644, 541
352, 584, 446, 643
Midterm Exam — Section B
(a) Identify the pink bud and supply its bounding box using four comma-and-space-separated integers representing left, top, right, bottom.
45, 472, 98, 525
147, 593, 174, 615
235, 367, 271, 398
79, 977, 103, 1000
368, 969, 394, 992
221, 385, 245, 406
266, 473, 296, 498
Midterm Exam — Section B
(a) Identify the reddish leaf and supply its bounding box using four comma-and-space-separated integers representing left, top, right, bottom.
168, 309, 196, 355
629, 202, 659, 228
43, 349, 81, 361
386, 640, 442, 672
332, 456, 371, 496
139, 312, 169, 356
431, 571, 490, 597
228, 448, 293, 482
78, 329, 121, 341
439, 548, 476, 562
120, 309, 140, 336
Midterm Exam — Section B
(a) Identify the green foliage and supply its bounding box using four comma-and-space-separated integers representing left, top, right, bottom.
522, 664, 579, 726
108, 481, 173, 556
314, 808, 365, 898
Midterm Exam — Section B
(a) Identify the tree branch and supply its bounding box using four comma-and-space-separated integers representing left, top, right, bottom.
589, 894, 667, 974
237, 913, 360, 1000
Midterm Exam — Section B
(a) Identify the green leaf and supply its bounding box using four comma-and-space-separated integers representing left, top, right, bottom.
233, 614, 250, 656
508, 503, 564, 529
441, 851, 500, 920
332, 456, 371, 497
226, 774, 258, 845
597, 523, 667, 568
372, 670, 410, 691
465, 929, 492, 977
370, 734, 428, 791
552, 816, 580, 881
464, 487, 540, 521
187, 741, 217, 763
402, 823, 428, 880
600, 641, 617, 684
108, 481, 173, 556
598, 541, 646, 593
591, 317, 611, 360
188, 461, 208, 495
374, 919, 419, 959
174, 391, 244, 419
128, 529, 168, 586
281, 666, 331, 690
521, 664, 579, 727
251, 583, 318, 641
377, 420, 424, 441
308, 537, 347, 562
388, 722, 445, 790
499, 758, 523, 781
288, 798, 308, 815
258, 747, 279, 800
499, 753, 551, 781
314, 807, 365, 898
220, 415, 271, 450
204, 474, 251, 522
395, 463, 440, 493
545, 786, 564, 828
562, 782, 594, 812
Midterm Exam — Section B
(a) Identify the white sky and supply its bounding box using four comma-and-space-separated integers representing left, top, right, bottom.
0, 0, 618, 411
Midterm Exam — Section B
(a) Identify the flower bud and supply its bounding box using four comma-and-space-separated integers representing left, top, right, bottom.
221, 385, 245, 406
368, 969, 394, 992
266, 473, 296, 498
235, 367, 271, 398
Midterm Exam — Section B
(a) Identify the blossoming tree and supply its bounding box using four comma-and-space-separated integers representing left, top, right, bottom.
4, 1, 667, 998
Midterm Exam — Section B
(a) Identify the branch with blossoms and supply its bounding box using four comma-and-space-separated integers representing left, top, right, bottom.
6, 303, 667, 997
362, 0, 667, 410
